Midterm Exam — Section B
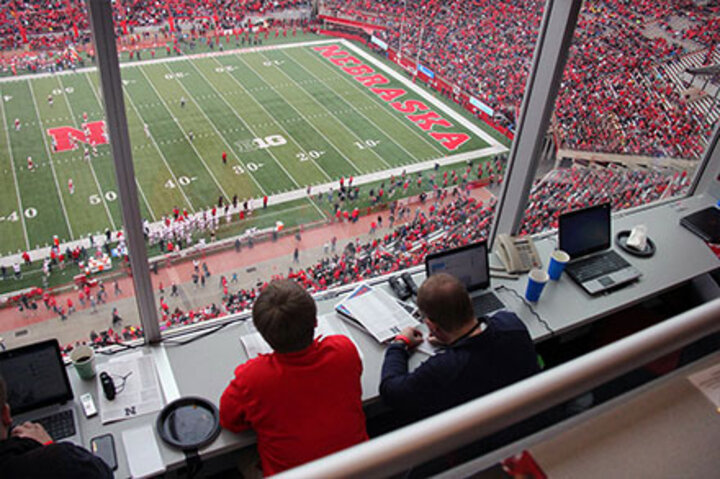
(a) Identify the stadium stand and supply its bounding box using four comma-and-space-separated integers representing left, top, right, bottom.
0, 0, 707, 352
320, 0, 718, 160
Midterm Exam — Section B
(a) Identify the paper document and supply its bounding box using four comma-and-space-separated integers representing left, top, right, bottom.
98, 353, 164, 424
337, 284, 419, 343
688, 362, 720, 409
122, 425, 166, 478
240, 314, 363, 360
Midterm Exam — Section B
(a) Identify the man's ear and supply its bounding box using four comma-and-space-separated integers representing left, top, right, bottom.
425, 318, 449, 340
425, 318, 440, 334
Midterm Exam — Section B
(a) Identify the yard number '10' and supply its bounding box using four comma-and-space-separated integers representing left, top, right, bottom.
252, 135, 286, 149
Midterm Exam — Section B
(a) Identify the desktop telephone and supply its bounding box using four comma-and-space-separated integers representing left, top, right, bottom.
494, 234, 541, 273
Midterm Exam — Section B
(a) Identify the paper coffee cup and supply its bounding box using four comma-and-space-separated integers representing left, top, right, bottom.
548, 250, 570, 280
70, 344, 96, 380
525, 268, 549, 302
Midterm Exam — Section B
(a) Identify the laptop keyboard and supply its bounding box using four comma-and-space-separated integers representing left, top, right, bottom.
566, 251, 630, 282
35, 409, 76, 441
473, 292, 504, 317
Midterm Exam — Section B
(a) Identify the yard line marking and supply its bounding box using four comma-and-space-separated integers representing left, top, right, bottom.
283, 50, 427, 165
164, 62, 272, 200
204, 57, 329, 219
256, 51, 392, 170
180, 60, 272, 195
27, 80, 74, 240
186, 59, 328, 219
199, 57, 331, 183
0, 87, 30, 250
342, 40, 506, 150
136, 177, 157, 221
235, 53, 365, 175
0, 39, 337, 84
86, 73, 185, 218
57, 75, 116, 230
137, 64, 230, 202
295, 48, 448, 158
119, 77, 195, 213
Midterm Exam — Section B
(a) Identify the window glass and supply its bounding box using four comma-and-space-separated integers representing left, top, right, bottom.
0, 2, 142, 354
2, 0, 552, 343
519, 0, 715, 235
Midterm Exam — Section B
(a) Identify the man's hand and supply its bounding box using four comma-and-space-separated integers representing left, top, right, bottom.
11, 422, 53, 444
426, 334, 447, 346
396, 326, 424, 349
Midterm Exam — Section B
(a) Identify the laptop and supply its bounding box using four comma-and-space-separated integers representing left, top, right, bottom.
559, 203, 641, 295
0, 339, 82, 445
425, 241, 506, 317
680, 206, 720, 243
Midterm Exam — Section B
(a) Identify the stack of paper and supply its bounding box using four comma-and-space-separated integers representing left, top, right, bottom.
98, 353, 164, 425
335, 283, 420, 343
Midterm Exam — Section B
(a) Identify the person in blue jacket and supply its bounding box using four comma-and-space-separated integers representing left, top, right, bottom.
380, 272, 539, 421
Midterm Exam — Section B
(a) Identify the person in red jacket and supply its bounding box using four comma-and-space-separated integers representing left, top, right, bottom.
220, 280, 367, 476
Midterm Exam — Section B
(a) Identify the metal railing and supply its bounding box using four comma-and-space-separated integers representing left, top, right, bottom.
276, 297, 720, 479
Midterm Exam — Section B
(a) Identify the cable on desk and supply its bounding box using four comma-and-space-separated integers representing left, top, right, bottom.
162, 320, 236, 346
495, 285, 554, 336
96, 341, 139, 356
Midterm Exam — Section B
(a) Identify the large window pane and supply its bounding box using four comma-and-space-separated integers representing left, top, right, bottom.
0, 2, 141, 354
3, 0, 552, 343
519, 0, 716, 236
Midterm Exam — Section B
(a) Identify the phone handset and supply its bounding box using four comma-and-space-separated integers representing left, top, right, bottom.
494, 234, 542, 273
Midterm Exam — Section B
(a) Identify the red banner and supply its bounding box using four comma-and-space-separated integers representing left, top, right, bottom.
317, 30, 368, 46
318, 15, 386, 31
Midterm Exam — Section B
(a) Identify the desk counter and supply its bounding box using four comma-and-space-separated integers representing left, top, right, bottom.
69, 195, 719, 477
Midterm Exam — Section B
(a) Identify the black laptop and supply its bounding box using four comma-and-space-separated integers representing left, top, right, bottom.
559, 203, 641, 295
680, 206, 720, 243
425, 241, 505, 317
0, 339, 81, 444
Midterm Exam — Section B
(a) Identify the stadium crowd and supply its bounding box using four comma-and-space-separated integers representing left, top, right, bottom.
519, 165, 691, 236
2, 0, 716, 158
0, 0, 709, 353
322, 0, 718, 160
3, 158, 690, 356
0, 0, 310, 73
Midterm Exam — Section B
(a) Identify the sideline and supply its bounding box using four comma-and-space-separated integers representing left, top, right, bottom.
0, 39, 335, 84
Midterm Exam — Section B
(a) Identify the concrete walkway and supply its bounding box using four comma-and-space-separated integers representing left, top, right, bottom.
0, 186, 496, 350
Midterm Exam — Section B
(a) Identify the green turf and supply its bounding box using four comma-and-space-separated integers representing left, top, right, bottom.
0, 38, 504, 256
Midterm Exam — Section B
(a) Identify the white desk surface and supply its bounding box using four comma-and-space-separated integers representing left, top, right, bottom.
67, 195, 719, 477
488, 195, 720, 340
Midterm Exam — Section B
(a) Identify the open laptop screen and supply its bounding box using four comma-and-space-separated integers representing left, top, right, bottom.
559, 203, 611, 259
425, 241, 490, 292
0, 339, 73, 415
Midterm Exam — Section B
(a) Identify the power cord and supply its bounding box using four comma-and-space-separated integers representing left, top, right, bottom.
96, 341, 139, 356
495, 285, 554, 336
162, 320, 237, 346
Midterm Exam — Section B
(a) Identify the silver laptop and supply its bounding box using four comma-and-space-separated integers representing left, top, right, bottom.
425, 241, 506, 317
0, 339, 82, 445
559, 203, 641, 295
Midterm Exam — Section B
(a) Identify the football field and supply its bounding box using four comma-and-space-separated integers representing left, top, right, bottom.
0, 39, 506, 255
